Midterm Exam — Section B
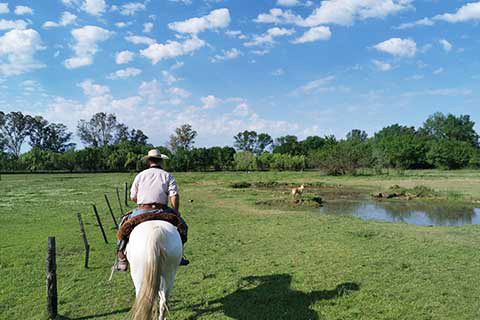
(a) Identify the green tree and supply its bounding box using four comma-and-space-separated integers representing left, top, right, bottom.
29, 116, 75, 152
426, 139, 474, 169
233, 131, 272, 154
301, 136, 325, 153
0, 111, 33, 157
346, 129, 368, 143
421, 112, 479, 147
373, 124, 428, 169
77, 112, 124, 147
233, 151, 256, 171
317, 140, 370, 175
273, 135, 302, 155
169, 124, 197, 152
129, 129, 148, 145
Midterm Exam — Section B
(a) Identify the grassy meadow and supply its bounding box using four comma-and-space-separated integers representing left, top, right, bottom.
1, 170, 480, 319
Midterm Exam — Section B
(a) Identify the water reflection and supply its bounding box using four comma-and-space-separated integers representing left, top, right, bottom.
318, 200, 480, 226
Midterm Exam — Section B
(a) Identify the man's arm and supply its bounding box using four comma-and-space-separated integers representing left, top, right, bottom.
170, 194, 180, 214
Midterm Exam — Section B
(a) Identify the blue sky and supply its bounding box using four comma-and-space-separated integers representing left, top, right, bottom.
0, 0, 479, 148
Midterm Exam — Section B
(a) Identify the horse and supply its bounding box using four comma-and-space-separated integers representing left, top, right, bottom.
127, 220, 183, 320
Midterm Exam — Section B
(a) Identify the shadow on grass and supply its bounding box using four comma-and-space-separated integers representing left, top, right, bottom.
186, 274, 359, 320
56, 307, 130, 319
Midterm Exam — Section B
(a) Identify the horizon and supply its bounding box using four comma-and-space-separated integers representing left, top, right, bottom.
1, 0, 480, 149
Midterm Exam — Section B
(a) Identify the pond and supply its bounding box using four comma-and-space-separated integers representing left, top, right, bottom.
317, 199, 480, 227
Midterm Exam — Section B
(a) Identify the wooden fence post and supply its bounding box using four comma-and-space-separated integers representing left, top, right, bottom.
104, 194, 119, 229
92, 205, 108, 244
116, 187, 124, 215
46, 237, 57, 319
124, 182, 129, 207
76, 212, 90, 269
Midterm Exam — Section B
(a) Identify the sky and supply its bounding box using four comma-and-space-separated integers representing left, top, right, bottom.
0, 0, 479, 148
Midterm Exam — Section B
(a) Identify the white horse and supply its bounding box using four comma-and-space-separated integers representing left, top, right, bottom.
126, 220, 183, 320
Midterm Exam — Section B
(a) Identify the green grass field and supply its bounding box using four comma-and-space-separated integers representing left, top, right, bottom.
1, 170, 480, 319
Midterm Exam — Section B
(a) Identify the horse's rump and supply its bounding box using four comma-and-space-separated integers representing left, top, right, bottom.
127, 221, 183, 320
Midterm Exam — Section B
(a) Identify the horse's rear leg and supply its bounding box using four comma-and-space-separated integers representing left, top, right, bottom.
159, 275, 175, 320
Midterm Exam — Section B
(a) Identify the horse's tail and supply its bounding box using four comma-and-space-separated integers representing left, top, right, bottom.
130, 225, 166, 320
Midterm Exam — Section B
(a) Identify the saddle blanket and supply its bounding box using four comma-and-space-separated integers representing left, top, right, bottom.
116, 210, 188, 244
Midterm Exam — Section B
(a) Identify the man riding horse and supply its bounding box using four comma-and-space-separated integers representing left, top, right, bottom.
113, 149, 190, 272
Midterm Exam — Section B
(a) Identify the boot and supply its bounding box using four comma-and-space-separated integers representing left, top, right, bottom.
112, 240, 128, 272
180, 256, 190, 266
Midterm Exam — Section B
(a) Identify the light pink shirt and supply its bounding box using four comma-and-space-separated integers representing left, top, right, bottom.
130, 167, 178, 205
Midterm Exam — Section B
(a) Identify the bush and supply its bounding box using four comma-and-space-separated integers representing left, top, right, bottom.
234, 152, 257, 171
230, 182, 252, 188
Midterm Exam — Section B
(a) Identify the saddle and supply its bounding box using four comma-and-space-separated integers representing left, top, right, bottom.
116, 211, 188, 244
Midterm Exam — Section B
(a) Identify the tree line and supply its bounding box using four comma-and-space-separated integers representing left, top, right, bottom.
0, 111, 479, 174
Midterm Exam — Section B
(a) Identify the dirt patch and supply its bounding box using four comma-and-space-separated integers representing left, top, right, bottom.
256, 194, 324, 209
372, 185, 438, 200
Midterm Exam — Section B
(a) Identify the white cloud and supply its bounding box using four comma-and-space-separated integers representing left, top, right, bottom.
139, 79, 163, 103
271, 68, 285, 76
408, 74, 423, 80
62, 0, 80, 6
291, 76, 336, 95
140, 37, 205, 64
302, 0, 413, 27
81, 0, 106, 16
0, 19, 29, 30
200, 95, 221, 109
14, 5, 33, 15
252, 49, 270, 55
168, 87, 191, 98
374, 38, 416, 57
292, 26, 331, 44
61, 11, 77, 25
107, 67, 142, 79
143, 22, 153, 33
119, 2, 146, 16
162, 70, 179, 85
115, 50, 134, 64
43, 21, 59, 29
434, 2, 480, 23
256, 0, 413, 27
115, 22, 132, 28
211, 48, 242, 62
43, 11, 77, 28
254, 8, 303, 25
0, 3, 9, 14
168, 0, 192, 4
170, 61, 184, 70
244, 27, 295, 47
277, 0, 300, 6
396, 17, 434, 29
403, 88, 472, 97
168, 8, 230, 34
372, 59, 392, 71
0, 28, 45, 76
64, 26, 113, 69
439, 39, 452, 52
225, 30, 247, 40
125, 35, 155, 45
433, 67, 444, 75
398, 2, 480, 29
78, 79, 110, 96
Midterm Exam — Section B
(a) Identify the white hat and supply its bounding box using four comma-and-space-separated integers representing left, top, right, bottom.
143, 149, 169, 160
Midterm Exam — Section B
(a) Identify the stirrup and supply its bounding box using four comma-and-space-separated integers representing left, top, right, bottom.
109, 258, 128, 281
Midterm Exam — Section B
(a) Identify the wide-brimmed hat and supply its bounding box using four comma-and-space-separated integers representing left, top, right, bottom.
143, 149, 169, 160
